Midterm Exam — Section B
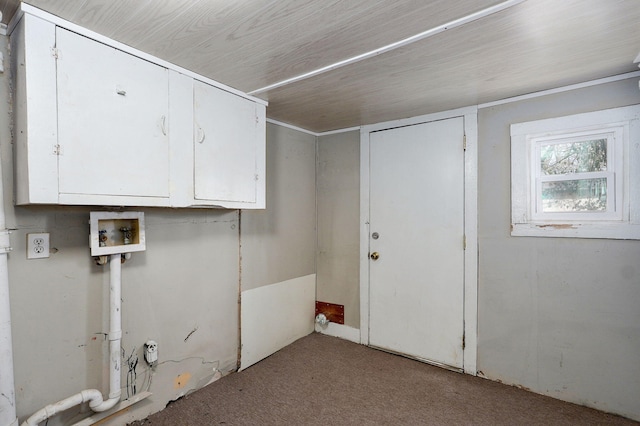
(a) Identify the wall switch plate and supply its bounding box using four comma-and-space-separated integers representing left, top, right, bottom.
27, 233, 50, 259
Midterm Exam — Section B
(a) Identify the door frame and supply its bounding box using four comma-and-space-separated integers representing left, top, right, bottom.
359, 106, 478, 375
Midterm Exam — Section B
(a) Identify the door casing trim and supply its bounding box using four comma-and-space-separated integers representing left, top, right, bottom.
359, 105, 478, 375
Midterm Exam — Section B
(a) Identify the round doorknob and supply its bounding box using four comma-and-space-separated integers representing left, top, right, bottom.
370, 252, 380, 260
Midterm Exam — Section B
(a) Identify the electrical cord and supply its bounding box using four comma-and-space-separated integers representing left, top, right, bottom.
126, 347, 139, 399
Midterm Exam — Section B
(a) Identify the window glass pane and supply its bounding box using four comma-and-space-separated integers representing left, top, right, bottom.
541, 178, 607, 212
540, 139, 607, 175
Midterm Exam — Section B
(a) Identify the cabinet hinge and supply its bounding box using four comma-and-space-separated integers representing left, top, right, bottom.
463, 134, 467, 151
51, 47, 59, 59
462, 333, 465, 350
53, 144, 62, 155
463, 234, 466, 250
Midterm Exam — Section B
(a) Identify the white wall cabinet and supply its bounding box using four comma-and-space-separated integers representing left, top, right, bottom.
11, 11, 266, 209
56, 27, 170, 201
194, 80, 265, 207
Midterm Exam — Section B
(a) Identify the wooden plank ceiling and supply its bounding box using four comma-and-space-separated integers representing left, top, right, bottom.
2, 0, 639, 133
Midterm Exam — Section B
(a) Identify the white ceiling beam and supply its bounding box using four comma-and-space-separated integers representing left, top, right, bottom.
248, 0, 526, 95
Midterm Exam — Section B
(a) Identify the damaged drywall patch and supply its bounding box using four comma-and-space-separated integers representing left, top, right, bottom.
157, 356, 228, 398
174, 373, 192, 389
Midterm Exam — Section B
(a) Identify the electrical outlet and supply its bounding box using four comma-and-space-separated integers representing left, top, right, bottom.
144, 340, 158, 365
27, 233, 49, 259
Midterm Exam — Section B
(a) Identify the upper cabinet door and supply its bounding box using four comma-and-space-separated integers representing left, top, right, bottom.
56, 28, 170, 198
194, 80, 259, 204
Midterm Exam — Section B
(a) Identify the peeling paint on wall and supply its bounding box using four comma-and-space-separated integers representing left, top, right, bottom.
535, 224, 576, 229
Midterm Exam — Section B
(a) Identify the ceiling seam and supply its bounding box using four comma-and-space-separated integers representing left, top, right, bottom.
248, 0, 526, 96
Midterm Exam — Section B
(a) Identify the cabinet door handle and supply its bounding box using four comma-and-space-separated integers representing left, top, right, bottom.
161, 115, 167, 135
197, 125, 206, 144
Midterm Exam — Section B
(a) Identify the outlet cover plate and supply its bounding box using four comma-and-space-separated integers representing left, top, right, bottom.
27, 233, 50, 259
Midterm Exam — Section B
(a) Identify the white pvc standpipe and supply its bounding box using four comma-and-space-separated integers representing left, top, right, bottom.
22, 255, 123, 425
0, 96, 18, 425
105, 254, 122, 404
87, 254, 121, 412
0, 246, 17, 426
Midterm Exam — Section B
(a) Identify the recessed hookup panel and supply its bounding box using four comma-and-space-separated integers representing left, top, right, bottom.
89, 211, 146, 256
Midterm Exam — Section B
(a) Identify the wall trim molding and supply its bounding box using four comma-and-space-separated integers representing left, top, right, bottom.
478, 71, 640, 109
315, 322, 361, 344
317, 126, 361, 137
267, 118, 319, 136
271, 72, 640, 137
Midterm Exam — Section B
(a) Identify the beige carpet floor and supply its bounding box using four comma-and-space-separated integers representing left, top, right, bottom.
130, 333, 637, 425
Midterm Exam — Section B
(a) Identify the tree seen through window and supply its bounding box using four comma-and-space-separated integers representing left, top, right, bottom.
539, 139, 608, 212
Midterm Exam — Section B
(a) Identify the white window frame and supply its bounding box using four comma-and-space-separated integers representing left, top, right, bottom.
511, 105, 640, 239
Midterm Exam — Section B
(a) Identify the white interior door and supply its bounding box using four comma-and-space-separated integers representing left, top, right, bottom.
368, 117, 465, 369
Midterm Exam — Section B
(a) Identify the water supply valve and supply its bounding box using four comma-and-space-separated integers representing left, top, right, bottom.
120, 227, 132, 245
98, 230, 108, 247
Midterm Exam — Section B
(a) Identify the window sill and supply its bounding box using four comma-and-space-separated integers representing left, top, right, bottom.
511, 222, 640, 239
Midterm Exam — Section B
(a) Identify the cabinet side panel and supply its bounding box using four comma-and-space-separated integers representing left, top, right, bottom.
12, 14, 58, 204
168, 71, 194, 207
254, 103, 266, 209
10, 16, 27, 204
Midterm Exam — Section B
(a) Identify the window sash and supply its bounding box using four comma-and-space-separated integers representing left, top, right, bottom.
530, 131, 621, 221
534, 172, 615, 219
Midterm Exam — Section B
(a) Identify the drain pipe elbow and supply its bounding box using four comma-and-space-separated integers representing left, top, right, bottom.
20, 383, 120, 424
89, 395, 120, 413
21, 390, 102, 426
82, 389, 104, 410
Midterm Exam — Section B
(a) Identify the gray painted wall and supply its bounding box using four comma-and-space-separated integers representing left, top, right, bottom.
242, 124, 316, 291
314, 78, 640, 420
316, 131, 360, 327
9, 207, 240, 426
2, 26, 316, 424
477, 77, 640, 420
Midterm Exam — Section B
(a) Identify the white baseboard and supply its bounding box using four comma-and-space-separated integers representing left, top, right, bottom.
240, 274, 315, 370
316, 322, 361, 344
